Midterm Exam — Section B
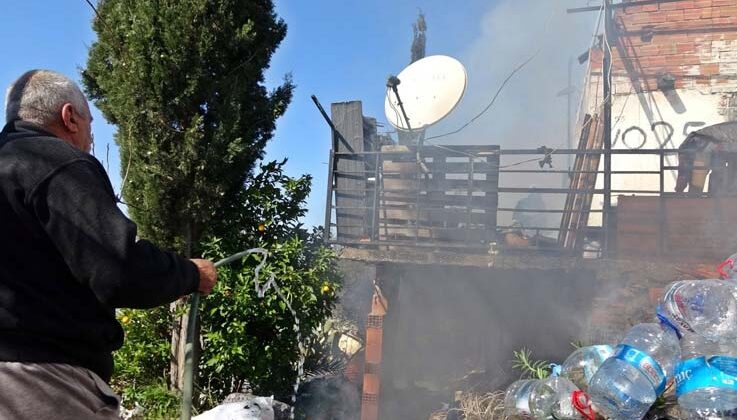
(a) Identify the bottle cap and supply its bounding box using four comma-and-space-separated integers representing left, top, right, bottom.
549, 363, 562, 377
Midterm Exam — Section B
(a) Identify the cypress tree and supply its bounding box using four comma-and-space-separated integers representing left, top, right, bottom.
83, 0, 293, 390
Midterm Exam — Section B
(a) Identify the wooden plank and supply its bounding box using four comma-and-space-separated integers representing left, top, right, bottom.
379, 226, 434, 239
616, 196, 660, 257
382, 161, 498, 174
561, 115, 603, 250
382, 161, 421, 174
379, 196, 498, 210
381, 179, 499, 193
571, 117, 603, 250
333, 102, 367, 240
378, 145, 501, 160
377, 144, 499, 245
382, 208, 493, 225
434, 229, 494, 243
617, 196, 737, 259
559, 114, 593, 247
363, 117, 379, 241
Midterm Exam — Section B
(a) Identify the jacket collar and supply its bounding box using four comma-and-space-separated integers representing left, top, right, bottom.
1, 120, 59, 138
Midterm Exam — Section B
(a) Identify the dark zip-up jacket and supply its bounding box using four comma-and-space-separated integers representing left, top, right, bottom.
0, 120, 199, 382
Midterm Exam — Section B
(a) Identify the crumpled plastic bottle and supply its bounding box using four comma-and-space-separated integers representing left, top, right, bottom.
659, 279, 737, 340
676, 332, 737, 417
588, 323, 681, 420
560, 345, 614, 392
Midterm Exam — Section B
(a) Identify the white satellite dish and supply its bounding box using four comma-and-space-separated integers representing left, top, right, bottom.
384, 55, 467, 131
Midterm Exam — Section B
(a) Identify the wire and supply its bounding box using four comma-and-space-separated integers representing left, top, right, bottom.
423, 48, 542, 143
497, 3, 607, 173
385, 87, 405, 130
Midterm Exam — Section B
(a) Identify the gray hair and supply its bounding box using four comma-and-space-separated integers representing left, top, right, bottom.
4, 70, 89, 127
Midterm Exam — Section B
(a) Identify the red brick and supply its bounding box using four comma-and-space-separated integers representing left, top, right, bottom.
622, 5, 643, 14
642, 4, 660, 12
701, 7, 715, 18
677, 42, 697, 53
650, 55, 670, 67
638, 44, 661, 56
659, 43, 678, 54
682, 8, 703, 19
666, 10, 686, 21
714, 0, 736, 6
714, 16, 737, 24
717, 6, 737, 17
633, 11, 665, 24
701, 63, 720, 75
661, 1, 694, 10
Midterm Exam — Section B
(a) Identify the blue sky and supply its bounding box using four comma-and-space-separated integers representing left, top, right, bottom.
0, 0, 595, 227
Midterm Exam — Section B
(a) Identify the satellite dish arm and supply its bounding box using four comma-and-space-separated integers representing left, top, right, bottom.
387, 76, 412, 132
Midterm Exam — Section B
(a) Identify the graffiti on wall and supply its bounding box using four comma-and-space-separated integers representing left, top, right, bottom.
613, 121, 706, 149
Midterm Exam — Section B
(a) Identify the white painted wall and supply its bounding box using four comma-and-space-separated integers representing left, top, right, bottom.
588, 88, 728, 226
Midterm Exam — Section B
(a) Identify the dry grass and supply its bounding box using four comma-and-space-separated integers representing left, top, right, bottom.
428, 409, 449, 420
457, 391, 507, 420
427, 391, 508, 420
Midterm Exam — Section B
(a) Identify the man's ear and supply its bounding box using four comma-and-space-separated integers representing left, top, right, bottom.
60, 103, 80, 134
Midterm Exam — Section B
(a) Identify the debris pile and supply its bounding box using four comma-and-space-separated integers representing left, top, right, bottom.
433, 255, 737, 419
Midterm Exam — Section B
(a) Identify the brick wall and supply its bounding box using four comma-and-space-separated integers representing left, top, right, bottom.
591, 0, 737, 93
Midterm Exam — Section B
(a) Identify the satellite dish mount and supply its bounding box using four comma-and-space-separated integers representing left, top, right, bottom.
386, 76, 413, 132
384, 55, 467, 136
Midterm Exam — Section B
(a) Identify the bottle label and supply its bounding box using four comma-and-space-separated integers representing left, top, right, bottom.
676, 356, 737, 397
660, 287, 696, 334
709, 356, 737, 377
614, 344, 667, 395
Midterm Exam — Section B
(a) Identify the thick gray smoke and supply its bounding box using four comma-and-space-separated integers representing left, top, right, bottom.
321, 3, 626, 420
430, 0, 595, 148
422, 0, 599, 228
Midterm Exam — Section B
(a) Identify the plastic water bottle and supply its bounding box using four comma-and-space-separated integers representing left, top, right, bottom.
588, 323, 681, 420
528, 376, 583, 420
676, 333, 737, 416
504, 379, 537, 418
561, 345, 614, 391
659, 279, 737, 340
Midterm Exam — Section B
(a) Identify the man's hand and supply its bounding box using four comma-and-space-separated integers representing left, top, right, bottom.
190, 259, 217, 295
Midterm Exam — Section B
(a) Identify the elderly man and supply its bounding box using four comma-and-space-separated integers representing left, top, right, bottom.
0, 69, 217, 418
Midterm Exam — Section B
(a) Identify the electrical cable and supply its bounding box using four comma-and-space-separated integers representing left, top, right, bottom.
423, 48, 542, 143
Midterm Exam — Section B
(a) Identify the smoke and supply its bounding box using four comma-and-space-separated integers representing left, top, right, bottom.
319, 3, 638, 419
429, 0, 595, 148
419, 0, 598, 228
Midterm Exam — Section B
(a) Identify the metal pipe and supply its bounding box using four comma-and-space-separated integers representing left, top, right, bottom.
181, 250, 264, 420
603, 0, 613, 255
331, 148, 680, 156
324, 152, 335, 244
311, 95, 338, 244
